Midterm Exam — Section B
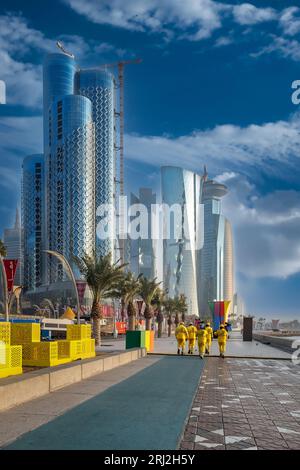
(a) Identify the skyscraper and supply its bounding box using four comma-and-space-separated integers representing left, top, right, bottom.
75, 69, 115, 259
42, 53, 115, 284
47, 95, 95, 282
3, 208, 22, 286
22, 154, 44, 291
161, 166, 203, 316
198, 176, 234, 317
129, 188, 157, 279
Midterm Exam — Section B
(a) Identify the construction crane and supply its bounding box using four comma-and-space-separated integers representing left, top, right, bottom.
100, 58, 142, 264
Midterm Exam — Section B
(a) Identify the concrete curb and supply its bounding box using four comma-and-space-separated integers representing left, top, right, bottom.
253, 333, 296, 353
0, 348, 146, 412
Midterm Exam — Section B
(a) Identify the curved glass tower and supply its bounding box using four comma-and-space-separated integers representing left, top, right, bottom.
199, 178, 234, 317
161, 166, 203, 316
22, 154, 45, 291
75, 69, 115, 258
47, 95, 95, 282
43, 53, 76, 152
41, 53, 116, 287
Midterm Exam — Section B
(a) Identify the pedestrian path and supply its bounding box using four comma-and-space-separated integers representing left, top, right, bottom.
152, 332, 291, 358
180, 357, 300, 450
3, 355, 204, 450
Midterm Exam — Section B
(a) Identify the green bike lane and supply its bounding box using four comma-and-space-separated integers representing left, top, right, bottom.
4, 356, 205, 450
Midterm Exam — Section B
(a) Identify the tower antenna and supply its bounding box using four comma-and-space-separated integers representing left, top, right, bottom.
56, 41, 75, 59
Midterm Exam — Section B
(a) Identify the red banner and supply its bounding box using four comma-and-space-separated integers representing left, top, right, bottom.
3, 259, 19, 292
101, 305, 115, 317
75, 281, 87, 304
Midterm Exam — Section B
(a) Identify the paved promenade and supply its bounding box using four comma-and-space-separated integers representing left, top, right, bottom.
180, 357, 300, 450
99, 331, 290, 358
1, 333, 299, 450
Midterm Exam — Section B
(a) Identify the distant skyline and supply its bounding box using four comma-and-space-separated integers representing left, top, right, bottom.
0, 0, 299, 318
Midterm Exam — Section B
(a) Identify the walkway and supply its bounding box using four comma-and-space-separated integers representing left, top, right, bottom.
2, 355, 204, 450
153, 332, 290, 358
180, 357, 300, 450
99, 332, 290, 358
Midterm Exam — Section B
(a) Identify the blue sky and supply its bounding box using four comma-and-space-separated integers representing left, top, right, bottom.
0, 0, 300, 319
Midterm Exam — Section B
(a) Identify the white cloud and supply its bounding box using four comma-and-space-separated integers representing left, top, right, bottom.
220, 173, 300, 279
214, 36, 233, 47
0, 116, 43, 192
251, 35, 300, 62
0, 116, 43, 155
63, 0, 226, 40
125, 113, 300, 179
64, 0, 283, 42
0, 13, 128, 108
232, 3, 277, 26
280, 7, 300, 36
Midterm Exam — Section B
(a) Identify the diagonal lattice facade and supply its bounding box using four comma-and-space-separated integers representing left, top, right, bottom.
46, 95, 95, 283
76, 69, 115, 259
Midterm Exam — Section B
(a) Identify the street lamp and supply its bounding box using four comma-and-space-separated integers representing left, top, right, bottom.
44, 250, 80, 324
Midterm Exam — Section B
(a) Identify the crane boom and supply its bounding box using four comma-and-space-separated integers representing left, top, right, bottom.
99, 58, 142, 264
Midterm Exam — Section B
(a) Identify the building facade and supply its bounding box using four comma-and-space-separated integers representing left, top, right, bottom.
3, 208, 22, 286
47, 95, 95, 282
161, 166, 203, 316
198, 177, 234, 317
75, 69, 115, 259
41, 53, 115, 285
129, 188, 157, 279
22, 154, 45, 291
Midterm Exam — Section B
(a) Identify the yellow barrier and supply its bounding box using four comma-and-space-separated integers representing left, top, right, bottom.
0, 322, 11, 345
11, 323, 40, 345
0, 322, 95, 371
81, 339, 96, 359
0, 344, 22, 379
22, 342, 71, 367
58, 340, 82, 361
66, 324, 92, 341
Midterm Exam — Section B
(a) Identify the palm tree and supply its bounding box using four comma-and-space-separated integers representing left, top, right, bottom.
139, 276, 161, 330
151, 287, 166, 338
74, 252, 126, 346
0, 239, 6, 257
177, 294, 188, 322
114, 272, 141, 331
163, 297, 176, 337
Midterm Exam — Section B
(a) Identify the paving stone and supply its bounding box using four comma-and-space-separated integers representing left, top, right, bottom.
180, 357, 300, 451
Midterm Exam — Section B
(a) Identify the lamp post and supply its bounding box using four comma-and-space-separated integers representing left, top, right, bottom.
44, 250, 80, 324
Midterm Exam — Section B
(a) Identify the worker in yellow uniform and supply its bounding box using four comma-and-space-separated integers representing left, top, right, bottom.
175, 322, 188, 355
205, 321, 213, 355
196, 324, 207, 359
216, 324, 228, 358
187, 323, 197, 355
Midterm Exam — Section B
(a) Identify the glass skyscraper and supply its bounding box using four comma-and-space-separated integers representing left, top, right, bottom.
47, 95, 95, 282
41, 53, 115, 285
198, 177, 234, 317
75, 69, 115, 259
161, 166, 203, 316
22, 154, 45, 291
129, 188, 157, 279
